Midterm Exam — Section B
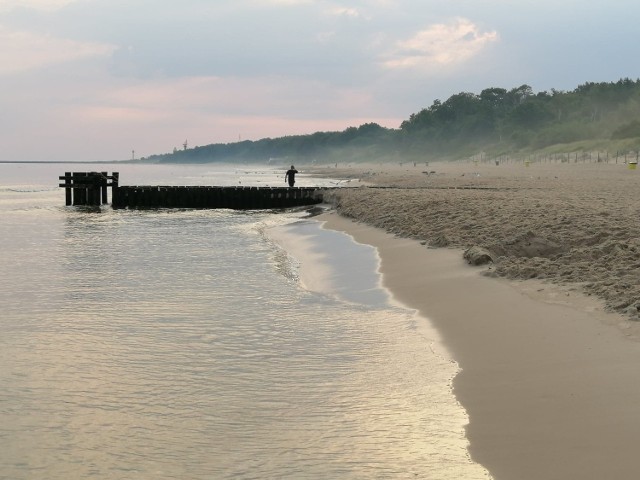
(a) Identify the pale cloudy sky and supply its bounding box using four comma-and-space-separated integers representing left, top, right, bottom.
1, 0, 639, 161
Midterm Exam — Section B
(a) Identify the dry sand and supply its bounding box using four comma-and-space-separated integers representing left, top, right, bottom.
309, 160, 640, 479
316, 161, 640, 323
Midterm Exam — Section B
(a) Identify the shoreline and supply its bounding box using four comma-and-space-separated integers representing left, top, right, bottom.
318, 210, 640, 479
268, 215, 492, 478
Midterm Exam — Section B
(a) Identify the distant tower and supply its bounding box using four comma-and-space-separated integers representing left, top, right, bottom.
183, 140, 188, 151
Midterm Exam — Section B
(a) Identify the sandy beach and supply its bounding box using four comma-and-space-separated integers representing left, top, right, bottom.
311, 160, 640, 479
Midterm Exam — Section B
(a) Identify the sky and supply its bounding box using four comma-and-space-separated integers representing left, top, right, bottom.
1, 0, 640, 161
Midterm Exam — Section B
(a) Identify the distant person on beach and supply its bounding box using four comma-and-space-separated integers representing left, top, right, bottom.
285, 165, 298, 187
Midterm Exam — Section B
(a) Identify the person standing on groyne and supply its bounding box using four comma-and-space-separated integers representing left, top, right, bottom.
285, 165, 299, 187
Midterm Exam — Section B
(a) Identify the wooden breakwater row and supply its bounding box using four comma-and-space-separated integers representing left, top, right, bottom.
112, 185, 322, 209
60, 172, 324, 209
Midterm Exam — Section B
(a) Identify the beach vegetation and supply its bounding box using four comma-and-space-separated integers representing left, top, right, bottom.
144, 78, 640, 164
611, 120, 640, 139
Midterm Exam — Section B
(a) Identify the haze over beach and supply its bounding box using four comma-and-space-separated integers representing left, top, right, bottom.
2, 0, 640, 161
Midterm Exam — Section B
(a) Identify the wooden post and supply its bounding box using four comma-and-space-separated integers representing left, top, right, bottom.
72, 172, 79, 205
65, 172, 72, 205
73, 172, 86, 205
89, 172, 101, 206
101, 171, 108, 204
111, 172, 120, 208
82, 172, 90, 205
112, 172, 120, 206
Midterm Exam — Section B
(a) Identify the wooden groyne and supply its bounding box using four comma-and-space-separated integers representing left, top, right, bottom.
112, 185, 322, 209
59, 172, 324, 209
59, 172, 118, 206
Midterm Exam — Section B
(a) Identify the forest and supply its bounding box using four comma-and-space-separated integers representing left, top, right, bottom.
145, 78, 640, 164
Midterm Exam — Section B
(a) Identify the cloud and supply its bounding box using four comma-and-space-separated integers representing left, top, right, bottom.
382, 18, 498, 69
0, 0, 79, 12
326, 6, 361, 17
316, 31, 336, 43
0, 26, 116, 75
249, 0, 313, 6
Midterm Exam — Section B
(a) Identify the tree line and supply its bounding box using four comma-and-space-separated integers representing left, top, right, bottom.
147, 78, 640, 164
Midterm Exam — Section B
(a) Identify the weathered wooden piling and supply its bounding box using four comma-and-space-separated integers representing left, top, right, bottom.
64, 172, 72, 206
73, 172, 86, 205
101, 171, 108, 204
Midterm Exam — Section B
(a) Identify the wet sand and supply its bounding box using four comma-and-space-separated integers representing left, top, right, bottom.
310, 161, 640, 479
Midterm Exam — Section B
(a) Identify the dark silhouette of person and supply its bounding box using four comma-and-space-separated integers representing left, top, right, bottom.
285, 165, 298, 187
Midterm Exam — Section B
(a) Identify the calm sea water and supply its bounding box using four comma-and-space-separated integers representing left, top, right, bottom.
0, 163, 490, 479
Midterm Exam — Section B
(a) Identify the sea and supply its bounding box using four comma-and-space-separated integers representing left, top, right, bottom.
0, 162, 490, 479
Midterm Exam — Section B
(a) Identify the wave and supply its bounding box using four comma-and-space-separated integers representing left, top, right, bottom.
0, 185, 57, 193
